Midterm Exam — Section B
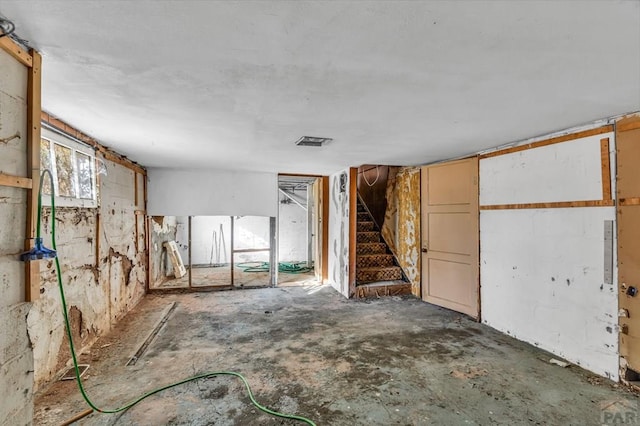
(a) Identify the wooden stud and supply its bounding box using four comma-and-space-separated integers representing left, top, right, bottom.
95, 212, 101, 278
230, 216, 234, 287
480, 125, 614, 159
0, 36, 32, 68
24, 50, 41, 302
0, 173, 32, 189
480, 199, 615, 210
134, 172, 139, 207
616, 115, 640, 133
620, 198, 640, 206
41, 111, 146, 175
188, 216, 192, 288
348, 167, 357, 297
601, 138, 612, 200
322, 176, 329, 283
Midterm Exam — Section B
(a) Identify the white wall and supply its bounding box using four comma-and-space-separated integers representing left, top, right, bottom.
190, 216, 231, 265
328, 169, 350, 297
480, 130, 618, 380
278, 188, 308, 262
147, 168, 278, 217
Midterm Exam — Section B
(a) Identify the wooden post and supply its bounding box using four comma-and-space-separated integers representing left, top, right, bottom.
348, 167, 357, 297
24, 50, 42, 302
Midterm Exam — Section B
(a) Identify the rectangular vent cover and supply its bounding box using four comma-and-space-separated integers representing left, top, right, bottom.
295, 136, 333, 147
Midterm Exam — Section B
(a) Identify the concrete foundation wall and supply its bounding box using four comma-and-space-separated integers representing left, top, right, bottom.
480, 129, 619, 380
0, 48, 33, 426
27, 155, 146, 389
328, 169, 350, 297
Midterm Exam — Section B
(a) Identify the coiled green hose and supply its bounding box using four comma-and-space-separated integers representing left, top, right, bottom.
39, 170, 316, 424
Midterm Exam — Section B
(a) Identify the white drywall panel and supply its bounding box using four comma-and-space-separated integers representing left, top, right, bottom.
147, 168, 278, 217
480, 133, 613, 205
481, 208, 618, 380
278, 188, 308, 262
328, 169, 350, 297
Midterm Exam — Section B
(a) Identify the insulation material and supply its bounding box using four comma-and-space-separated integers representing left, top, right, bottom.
480, 130, 618, 380
328, 169, 350, 297
381, 167, 421, 295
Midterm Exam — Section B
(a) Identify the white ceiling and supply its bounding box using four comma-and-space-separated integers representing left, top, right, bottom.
1, 1, 639, 175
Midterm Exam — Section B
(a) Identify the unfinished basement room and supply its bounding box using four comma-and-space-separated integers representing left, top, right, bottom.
1, 1, 640, 425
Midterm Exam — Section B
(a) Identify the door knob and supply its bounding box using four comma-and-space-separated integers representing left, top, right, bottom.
421, 248, 428, 253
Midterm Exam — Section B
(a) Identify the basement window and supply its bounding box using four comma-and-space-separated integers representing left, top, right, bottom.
40, 128, 98, 208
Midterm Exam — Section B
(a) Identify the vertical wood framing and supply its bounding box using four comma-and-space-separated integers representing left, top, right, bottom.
188, 216, 192, 288
348, 168, 357, 297
0, 36, 33, 68
230, 216, 235, 287
134, 172, 139, 207
616, 115, 640, 374
269, 217, 277, 286
601, 138, 612, 200
321, 176, 330, 283
145, 217, 151, 292
25, 50, 42, 302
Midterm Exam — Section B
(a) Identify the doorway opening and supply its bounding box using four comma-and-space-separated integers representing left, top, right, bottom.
277, 175, 323, 286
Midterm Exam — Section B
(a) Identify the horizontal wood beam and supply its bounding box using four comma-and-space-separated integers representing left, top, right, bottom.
616, 115, 640, 133
480, 125, 614, 159
620, 198, 640, 207
0, 36, 32, 68
480, 199, 615, 210
41, 111, 146, 175
0, 173, 32, 189
232, 248, 270, 253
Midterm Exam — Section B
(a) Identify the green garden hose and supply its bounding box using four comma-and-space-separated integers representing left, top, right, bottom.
39, 170, 316, 425
236, 261, 314, 274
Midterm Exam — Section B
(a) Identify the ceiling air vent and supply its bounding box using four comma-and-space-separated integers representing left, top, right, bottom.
294, 136, 332, 147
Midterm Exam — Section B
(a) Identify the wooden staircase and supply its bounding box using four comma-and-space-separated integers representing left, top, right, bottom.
355, 200, 412, 297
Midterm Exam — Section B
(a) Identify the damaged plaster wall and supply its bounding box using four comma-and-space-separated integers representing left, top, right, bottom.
27, 157, 146, 389
328, 169, 350, 297
0, 47, 33, 425
480, 130, 618, 380
150, 216, 178, 287
381, 167, 421, 295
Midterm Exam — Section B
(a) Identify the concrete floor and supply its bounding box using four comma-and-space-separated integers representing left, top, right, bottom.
153, 266, 315, 289
36, 284, 637, 425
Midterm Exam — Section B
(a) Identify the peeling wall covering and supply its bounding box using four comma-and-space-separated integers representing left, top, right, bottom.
150, 216, 178, 287
328, 169, 350, 297
27, 160, 146, 389
381, 167, 421, 295
0, 47, 33, 426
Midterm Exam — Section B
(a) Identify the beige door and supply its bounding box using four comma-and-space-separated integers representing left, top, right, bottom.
618, 117, 640, 373
421, 157, 479, 319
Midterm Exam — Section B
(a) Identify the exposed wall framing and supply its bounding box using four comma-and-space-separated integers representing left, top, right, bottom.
480, 125, 615, 211
41, 112, 146, 176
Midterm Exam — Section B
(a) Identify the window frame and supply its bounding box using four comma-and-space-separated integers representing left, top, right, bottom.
41, 128, 98, 208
